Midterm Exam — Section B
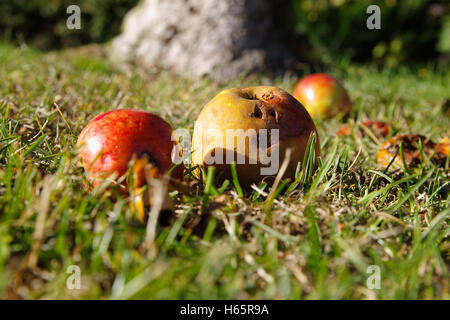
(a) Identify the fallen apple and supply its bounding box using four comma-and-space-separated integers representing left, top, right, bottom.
191, 86, 320, 188
293, 73, 351, 119
77, 109, 182, 187
77, 109, 183, 219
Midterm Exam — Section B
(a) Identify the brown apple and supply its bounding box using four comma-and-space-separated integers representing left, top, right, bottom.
191, 86, 320, 189
376, 134, 447, 169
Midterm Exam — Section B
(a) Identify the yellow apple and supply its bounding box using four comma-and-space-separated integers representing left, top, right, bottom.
192, 86, 320, 189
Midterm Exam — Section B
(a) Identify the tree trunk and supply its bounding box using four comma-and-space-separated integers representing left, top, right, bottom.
110, 0, 293, 81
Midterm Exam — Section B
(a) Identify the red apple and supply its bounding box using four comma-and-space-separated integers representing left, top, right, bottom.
293, 73, 351, 118
77, 109, 183, 190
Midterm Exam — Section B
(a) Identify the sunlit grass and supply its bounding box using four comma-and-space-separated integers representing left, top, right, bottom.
0, 42, 448, 299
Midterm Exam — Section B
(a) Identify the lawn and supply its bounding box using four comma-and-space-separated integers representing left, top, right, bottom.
0, 42, 448, 299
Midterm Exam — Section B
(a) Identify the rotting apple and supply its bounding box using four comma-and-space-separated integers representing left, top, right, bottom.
293, 73, 351, 119
376, 134, 447, 169
191, 86, 320, 189
77, 109, 183, 220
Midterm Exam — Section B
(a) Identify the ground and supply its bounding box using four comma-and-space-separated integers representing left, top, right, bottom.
0, 43, 448, 299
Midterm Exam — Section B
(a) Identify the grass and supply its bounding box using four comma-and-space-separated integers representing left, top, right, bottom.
0, 42, 449, 299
